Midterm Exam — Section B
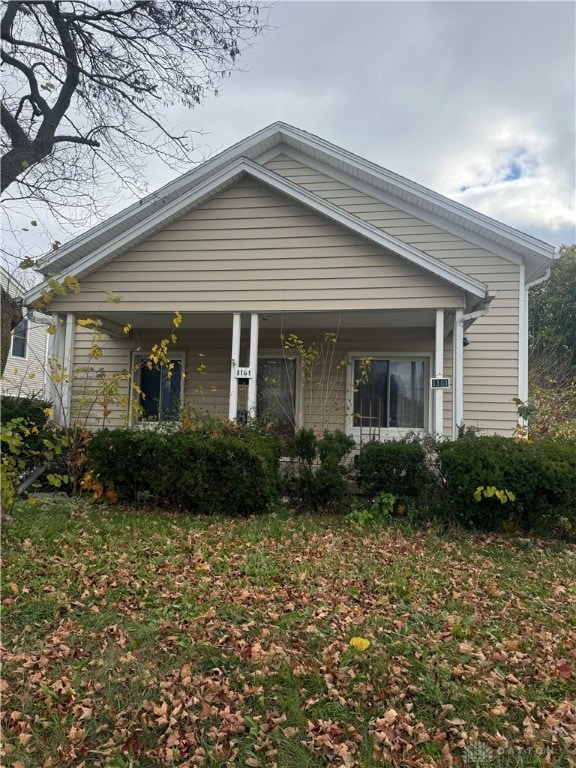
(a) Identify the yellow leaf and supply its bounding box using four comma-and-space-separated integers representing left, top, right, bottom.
349, 636, 370, 651
173, 310, 182, 328
47, 325, 57, 335
123, 323, 132, 334
64, 275, 81, 294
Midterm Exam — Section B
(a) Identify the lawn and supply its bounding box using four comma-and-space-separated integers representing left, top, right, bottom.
1, 498, 575, 768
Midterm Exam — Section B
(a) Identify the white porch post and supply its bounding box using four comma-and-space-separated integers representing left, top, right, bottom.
62, 313, 75, 427
453, 309, 464, 438
228, 312, 241, 421
46, 313, 65, 425
434, 309, 445, 437
44, 314, 58, 411
247, 313, 259, 419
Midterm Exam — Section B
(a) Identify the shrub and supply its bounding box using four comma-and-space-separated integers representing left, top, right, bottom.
0, 395, 51, 427
0, 396, 52, 469
356, 439, 434, 504
436, 436, 576, 534
85, 427, 281, 516
284, 429, 355, 512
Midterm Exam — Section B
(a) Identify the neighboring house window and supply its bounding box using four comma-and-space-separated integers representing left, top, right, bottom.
11, 318, 28, 359
352, 357, 427, 432
134, 356, 184, 421
257, 357, 297, 436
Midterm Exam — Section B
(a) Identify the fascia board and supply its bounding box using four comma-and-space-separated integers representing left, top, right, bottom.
26, 156, 488, 304
273, 125, 556, 261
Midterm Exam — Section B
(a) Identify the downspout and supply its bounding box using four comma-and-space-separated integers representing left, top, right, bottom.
519, 266, 551, 417
453, 302, 491, 437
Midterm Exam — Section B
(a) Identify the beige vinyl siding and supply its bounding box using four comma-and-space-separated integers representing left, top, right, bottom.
48, 178, 465, 314
265, 155, 520, 435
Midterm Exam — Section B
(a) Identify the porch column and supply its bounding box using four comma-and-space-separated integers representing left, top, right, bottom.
46, 314, 66, 426
228, 312, 241, 421
434, 309, 444, 437
62, 313, 75, 427
247, 313, 259, 419
44, 313, 59, 417
453, 309, 464, 438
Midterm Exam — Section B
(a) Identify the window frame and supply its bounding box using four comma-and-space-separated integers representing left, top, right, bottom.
346, 351, 432, 440
10, 317, 29, 360
130, 350, 186, 424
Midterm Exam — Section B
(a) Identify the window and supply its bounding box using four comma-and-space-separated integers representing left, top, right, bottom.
257, 357, 297, 436
352, 357, 426, 431
134, 357, 184, 421
11, 318, 28, 359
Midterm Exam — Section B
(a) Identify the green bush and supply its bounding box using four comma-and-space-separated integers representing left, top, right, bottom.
437, 436, 576, 534
85, 427, 281, 516
0, 396, 52, 469
284, 429, 355, 512
356, 439, 434, 504
1, 395, 51, 426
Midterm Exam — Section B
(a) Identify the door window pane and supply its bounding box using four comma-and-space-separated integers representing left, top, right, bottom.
257, 358, 296, 436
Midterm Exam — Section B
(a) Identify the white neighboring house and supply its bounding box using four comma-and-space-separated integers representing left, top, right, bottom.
1, 266, 49, 398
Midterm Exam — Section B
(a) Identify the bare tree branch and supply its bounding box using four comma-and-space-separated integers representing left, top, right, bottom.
1, 0, 269, 196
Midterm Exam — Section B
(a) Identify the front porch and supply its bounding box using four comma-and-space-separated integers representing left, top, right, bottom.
47, 307, 473, 441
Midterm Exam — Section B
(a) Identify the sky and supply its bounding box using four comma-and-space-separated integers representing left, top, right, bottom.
1, 0, 575, 276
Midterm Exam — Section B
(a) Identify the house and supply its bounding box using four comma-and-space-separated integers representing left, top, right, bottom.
24, 123, 556, 439
1, 266, 48, 399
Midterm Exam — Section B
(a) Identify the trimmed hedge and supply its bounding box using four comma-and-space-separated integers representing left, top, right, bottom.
437, 436, 576, 533
86, 428, 281, 516
356, 439, 434, 504
283, 429, 356, 512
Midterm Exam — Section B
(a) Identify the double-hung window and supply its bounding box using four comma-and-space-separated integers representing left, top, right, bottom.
11, 318, 28, 359
351, 356, 427, 435
133, 355, 184, 422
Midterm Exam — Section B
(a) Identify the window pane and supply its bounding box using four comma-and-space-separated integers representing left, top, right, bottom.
257, 358, 296, 436
390, 360, 425, 428
160, 362, 182, 421
353, 359, 388, 428
353, 358, 425, 429
11, 319, 27, 359
139, 361, 182, 421
139, 365, 161, 419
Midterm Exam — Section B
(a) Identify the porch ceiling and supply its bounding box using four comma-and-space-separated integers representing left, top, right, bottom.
90, 308, 439, 332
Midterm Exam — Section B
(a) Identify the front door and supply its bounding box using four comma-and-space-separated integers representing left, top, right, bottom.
257, 357, 297, 436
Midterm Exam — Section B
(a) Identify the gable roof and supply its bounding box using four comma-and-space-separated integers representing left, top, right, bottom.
26, 123, 555, 303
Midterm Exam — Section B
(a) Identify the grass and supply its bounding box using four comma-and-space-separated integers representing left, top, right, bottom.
1, 497, 575, 767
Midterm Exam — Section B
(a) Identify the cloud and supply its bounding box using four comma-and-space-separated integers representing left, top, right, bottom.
2, 0, 574, 259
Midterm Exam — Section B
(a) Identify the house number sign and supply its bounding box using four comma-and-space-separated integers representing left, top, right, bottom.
235, 367, 252, 379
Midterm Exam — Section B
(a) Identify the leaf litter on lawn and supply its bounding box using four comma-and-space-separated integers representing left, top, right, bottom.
1, 499, 575, 767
